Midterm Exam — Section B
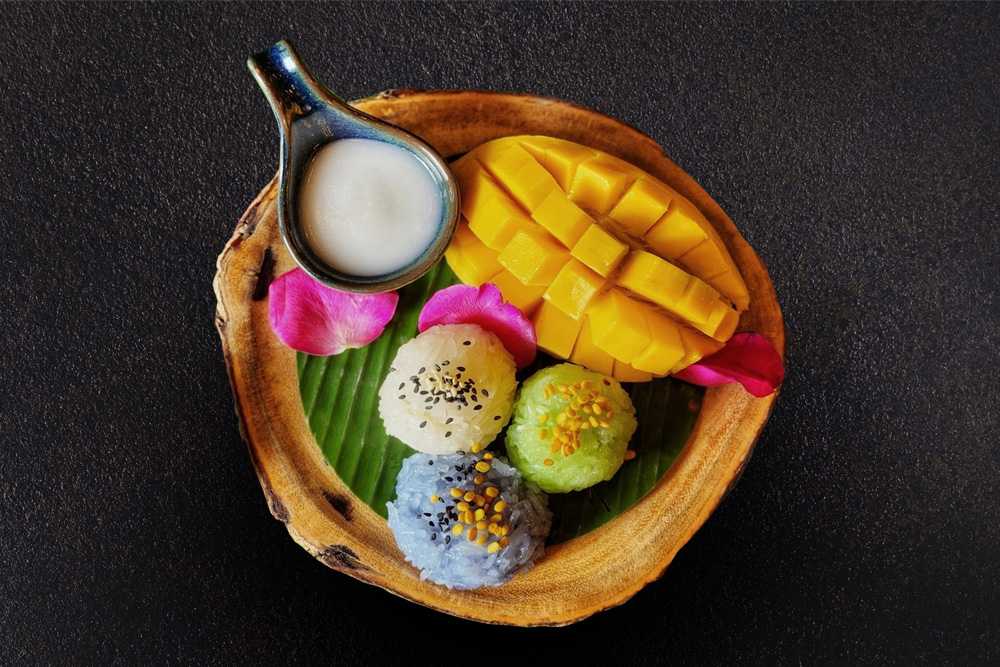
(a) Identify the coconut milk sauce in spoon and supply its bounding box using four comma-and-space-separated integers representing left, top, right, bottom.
248, 40, 459, 292
298, 138, 443, 277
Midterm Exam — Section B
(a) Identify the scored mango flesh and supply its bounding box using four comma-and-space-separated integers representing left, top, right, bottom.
446, 135, 749, 382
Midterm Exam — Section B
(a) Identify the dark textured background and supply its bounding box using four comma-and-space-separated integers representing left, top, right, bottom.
2, 2, 998, 664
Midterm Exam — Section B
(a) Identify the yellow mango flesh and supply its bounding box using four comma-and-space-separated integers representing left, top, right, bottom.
446, 135, 749, 380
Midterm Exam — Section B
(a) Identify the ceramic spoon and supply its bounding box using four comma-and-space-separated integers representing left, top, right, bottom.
248, 40, 459, 293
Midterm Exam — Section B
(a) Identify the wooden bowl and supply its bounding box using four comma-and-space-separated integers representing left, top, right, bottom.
214, 90, 785, 626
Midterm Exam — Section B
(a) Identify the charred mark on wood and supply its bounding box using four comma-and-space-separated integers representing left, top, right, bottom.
322, 490, 354, 521
252, 248, 276, 301
318, 545, 367, 571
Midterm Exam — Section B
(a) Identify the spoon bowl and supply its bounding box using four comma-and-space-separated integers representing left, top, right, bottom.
247, 41, 459, 293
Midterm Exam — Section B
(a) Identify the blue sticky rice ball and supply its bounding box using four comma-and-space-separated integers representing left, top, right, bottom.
387, 451, 551, 590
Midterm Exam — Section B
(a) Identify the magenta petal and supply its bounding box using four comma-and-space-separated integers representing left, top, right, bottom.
673, 333, 784, 398
268, 268, 398, 356
418, 283, 537, 370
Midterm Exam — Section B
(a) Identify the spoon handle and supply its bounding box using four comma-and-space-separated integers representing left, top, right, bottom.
247, 40, 351, 131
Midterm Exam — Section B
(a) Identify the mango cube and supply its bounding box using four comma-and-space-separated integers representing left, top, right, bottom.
632, 310, 686, 375
618, 250, 690, 308
671, 326, 724, 374
610, 178, 673, 237
445, 223, 502, 286
497, 228, 569, 287
531, 190, 594, 247
585, 289, 651, 364
569, 317, 614, 376
488, 270, 546, 317
570, 225, 628, 277
569, 158, 631, 214
534, 141, 597, 191
644, 199, 709, 260
531, 300, 584, 359
467, 197, 535, 251
612, 360, 653, 383
484, 144, 560, 210
543, 259, 606, 320
704, 301, 740, 341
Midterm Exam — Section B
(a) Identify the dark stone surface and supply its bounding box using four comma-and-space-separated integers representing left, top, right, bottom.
2, 2, 998, 664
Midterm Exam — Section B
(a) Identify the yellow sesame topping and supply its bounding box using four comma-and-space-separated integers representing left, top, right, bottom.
429, 494, 439, 504
452, 524, 464, 535
499, 536, 509, 547
556, 413, 568, 424
592, 402, 604, 415
494, 501, 507, 513
468, 528, 478, 541
599, 419, 610, 428
538, 413, 549, 424
560, 392, 573, 399
582, 405, 593, 414
477, 533, 488, 546
489, 514, 502, 524
450, 488, 462, 498
483, 452, 494, 461
463, 490, 476, 502
470, 442, 483, 453
485, 487, 499, 498
474, 508, 486, 521
474, 474, 485, 485
624, 449, 637, 461
501, 525, 510, 536
487, 541, 501, 554
580, 421, 590, 430
476, 520, 488, 530
556, 383, 568, 392
545, 383, 556, 395
539, 428, 548, 440
582, 380, 593, 389
543, 458, 554, 466
475, 461, 491, 473
457, 501, 470, 512
549, 439, 561, 453
590, 416, 600, 428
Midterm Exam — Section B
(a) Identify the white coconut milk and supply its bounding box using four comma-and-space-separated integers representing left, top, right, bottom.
298, 138, 443, 276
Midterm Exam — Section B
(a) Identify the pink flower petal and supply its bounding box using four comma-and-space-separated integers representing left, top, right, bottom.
673, 333, 784, 398
418, 283, 537, 370
268, 268, 398, 356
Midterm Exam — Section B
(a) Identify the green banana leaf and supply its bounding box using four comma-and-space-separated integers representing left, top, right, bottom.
298, 261, 703, 545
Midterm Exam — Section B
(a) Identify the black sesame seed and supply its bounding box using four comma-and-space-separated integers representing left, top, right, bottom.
418, 367, 426, 374
494, 415, 501, 421
428, 460, 434, 465
457, 366, 465, 372
390, 367, 396, 372
444, 477, 453, 482
445, 431, 452, 437
463, 340, 471, 346
482, 389, 489, 398
419, 421, 427, 428
474, 405, 483, 411
424, 512, 431, 516
435, 364, 441, 371
428, 521, 435, 527
445, 417, 454, 424
398, 395, 406, 400
442, 360, 450, 366
445, 536, 451, 544
431, 534, 437, 541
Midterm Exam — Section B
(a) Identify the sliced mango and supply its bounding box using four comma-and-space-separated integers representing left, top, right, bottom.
445, 223, 503, 286
586, 289, 650, 364
610, 178, 672, 237
569, 318, 615, 376
497, 227, 569, 287
488, 270, 546, 317
531, 300, 584, 359
543, 259, 606, 320
570, 224, 628, 277
447, 135, 750, 379
531, 190, 594, 247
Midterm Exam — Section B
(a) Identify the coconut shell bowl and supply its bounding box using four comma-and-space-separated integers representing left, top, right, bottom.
213, 90, 785, 626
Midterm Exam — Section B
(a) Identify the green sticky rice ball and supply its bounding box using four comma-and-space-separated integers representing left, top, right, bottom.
506, 364, 637, 493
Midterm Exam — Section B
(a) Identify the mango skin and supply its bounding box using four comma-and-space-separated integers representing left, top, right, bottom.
447, 136, 749, 381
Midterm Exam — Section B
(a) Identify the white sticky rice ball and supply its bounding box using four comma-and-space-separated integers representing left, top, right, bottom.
378, 323, 517, 454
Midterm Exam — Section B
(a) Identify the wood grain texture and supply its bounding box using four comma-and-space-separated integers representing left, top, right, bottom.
213, 90, 785, 626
